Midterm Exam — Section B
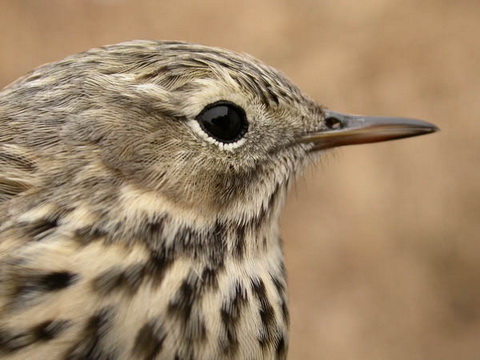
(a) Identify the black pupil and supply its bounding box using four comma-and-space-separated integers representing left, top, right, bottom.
196, 102, 248, 143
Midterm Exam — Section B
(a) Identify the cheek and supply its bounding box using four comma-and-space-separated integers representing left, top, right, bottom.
154, 155, 255, 211
131, 148, 218, 209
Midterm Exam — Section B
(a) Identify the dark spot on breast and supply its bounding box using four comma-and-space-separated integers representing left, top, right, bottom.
74, 226, 108, 244
18, 207, 73, 241
167, 275, 207, 342
210, 221, 227, 267
5, 269, 78, 311
32, 319, 72, 341
0, 319, 71, 354
219, 281, 248, 355
137, 217, 166, 246
251, 278, 276, 348
275, 335, 287, 360
168, 280, 195, 322
93, 263, 145, 296
64, 307, 116, 360
200, 267, 219, 291
233, 225, 247, 260
132, 322, 166, 360
13, 271, 78, 302
93, 266, 126, 295
0, 329, 31, 353
93, 249, 175, 297
41, 271, 77, 291
271, 275, 289, 325
22, 217, 59, 241
145, 250, 174, 288
122, 263, 145, 291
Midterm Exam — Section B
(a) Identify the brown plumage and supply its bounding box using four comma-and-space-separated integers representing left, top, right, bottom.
0, 40, 437, 360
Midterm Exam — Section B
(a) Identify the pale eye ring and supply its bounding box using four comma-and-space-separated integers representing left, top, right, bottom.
195, 101, 249, 144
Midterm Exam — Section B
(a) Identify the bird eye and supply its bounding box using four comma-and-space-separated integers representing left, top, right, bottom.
195, 101, 248, 143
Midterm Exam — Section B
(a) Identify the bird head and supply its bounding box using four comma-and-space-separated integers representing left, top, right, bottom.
3, 40, 437, 228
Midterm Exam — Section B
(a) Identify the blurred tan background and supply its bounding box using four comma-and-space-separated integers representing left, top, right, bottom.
1, 0, 478, 359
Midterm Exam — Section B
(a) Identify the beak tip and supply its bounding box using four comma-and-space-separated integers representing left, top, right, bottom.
422, 123, 440, 134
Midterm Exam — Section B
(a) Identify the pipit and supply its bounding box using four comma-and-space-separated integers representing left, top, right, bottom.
0, 40, 437, 360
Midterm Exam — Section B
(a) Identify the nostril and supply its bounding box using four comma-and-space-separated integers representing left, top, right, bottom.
325, 116, 343, 130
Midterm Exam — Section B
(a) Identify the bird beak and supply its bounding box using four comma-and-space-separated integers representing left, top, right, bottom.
301, 110, 439, 151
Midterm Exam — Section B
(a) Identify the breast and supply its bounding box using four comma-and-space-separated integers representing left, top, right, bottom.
0, 223, 289, 360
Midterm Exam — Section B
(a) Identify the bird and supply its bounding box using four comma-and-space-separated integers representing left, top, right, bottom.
0, 40, 438, 360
